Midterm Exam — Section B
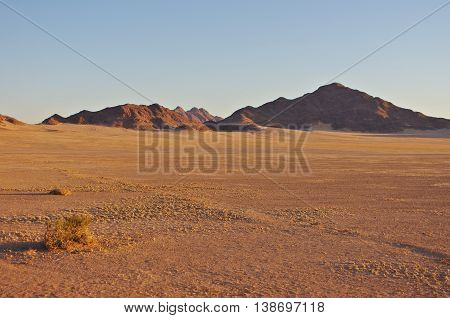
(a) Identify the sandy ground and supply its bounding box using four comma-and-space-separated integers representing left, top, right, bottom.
0, 124, 448, 297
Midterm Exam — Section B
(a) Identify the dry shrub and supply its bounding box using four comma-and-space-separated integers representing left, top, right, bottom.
44, 214, 96, 251
25, 249, 37, 257
49, 188, 72, 196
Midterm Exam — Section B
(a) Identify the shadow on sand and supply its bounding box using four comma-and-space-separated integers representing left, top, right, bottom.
0, 192, 49, 196
391, 242, 449, 261
0, 241, 46, 253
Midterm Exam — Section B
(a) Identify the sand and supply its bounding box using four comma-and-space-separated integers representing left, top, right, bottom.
0, 124, 448, 297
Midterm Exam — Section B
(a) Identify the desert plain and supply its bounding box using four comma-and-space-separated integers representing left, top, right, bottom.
0, 123, 449, 297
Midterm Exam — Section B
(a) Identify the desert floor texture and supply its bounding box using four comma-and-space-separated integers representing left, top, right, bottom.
0, 123, 449, 297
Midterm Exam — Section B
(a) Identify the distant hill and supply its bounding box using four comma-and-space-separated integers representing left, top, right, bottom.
215, 83, 450, 132
173, 106, 222, 123
0, 114, 24, 126
39, 84, 450, 133
186, 107, 222, 123
42, 104, 215, 130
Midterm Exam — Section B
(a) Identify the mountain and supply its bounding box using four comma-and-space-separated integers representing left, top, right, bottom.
0, 114, 24, 126
173, 106, 222, 123
42, 104, 211, 130
186, 107, 222, 123
39, 84, 450, 133
214, 83, 450, 132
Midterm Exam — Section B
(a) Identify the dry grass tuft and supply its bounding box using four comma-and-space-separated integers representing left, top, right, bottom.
24, 249, 37, 257
44, 214, 96, 251
49, 188, 72, 196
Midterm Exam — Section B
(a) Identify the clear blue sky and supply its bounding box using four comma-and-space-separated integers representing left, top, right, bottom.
1, 0, 449, 123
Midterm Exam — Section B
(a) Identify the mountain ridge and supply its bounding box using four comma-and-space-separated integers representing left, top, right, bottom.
42, 104, 221, 130
213, 83, 450, 132
0, 114, 24, 126
32, 83, 450, 132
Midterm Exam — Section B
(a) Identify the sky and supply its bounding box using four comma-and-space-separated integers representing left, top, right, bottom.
1, 0, 449, 123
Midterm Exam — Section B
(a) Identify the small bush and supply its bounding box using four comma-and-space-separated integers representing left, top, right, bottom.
44, 214, 96, 251
49, 188, 71, 196
25, 249, 37, 257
